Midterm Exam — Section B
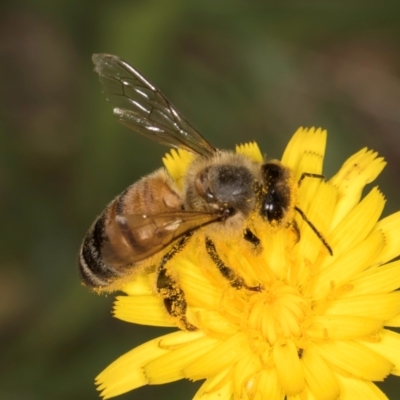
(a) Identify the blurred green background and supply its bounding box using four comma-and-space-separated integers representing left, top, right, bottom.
1, 1, 400, 399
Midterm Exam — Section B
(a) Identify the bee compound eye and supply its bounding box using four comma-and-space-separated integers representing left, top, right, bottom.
263, 197, 284, 222
261, 190, 285, 222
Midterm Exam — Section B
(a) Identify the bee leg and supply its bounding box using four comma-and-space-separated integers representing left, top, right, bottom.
291, 220, 301, 244
297, 172, 325, 186
296, 172, 333, 256
205, 237, 262, 292
156, 233, 196, 331
243, 228, 261, 248
294, 206, 333, 255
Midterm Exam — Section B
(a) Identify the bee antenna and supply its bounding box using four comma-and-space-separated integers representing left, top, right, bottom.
294, 206, 333, 256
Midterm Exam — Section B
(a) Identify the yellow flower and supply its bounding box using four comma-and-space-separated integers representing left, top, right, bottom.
96, 128, 400, 400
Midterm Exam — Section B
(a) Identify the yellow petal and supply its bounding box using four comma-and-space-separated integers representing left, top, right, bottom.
162, 148, 194, 188
288, 390, 317, 400
362, 329, 400, 376
251, 368, 283, 400
157, 329, 206, 348
337, 375, 388, 400
344, 259, 400, 297
385, 314, 400, 327
193, 370, 232, 400
301, 344, 340, 400
113, 295, 174, 327
372, 211, 400, 265
326, 186, 385, 256
273, 341, 305, 395
310, 230, 385, 299
315, 340, 393, 381
96, 332, 181, 398
309, 315, 383, 340
184, 333, 248, 381
193, 309, 239, 338
232, 353, 261, 396
295, 135, 326, 179
281, 127, 327, 179
177, 259, 222, 310
329, 148, 386, 228
96, 330, 206, 398
144, 334, 219, 384
235, 141, 263, 163
324, 292, 400, 321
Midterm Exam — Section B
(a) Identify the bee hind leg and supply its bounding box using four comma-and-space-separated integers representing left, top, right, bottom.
156, 234, 196, 331
205, 236, 262, 292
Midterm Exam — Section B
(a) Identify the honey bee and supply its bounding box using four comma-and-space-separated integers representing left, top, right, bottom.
80, 54, 332, 330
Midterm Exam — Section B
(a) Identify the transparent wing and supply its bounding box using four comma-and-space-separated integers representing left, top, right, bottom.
103, 211, 222, 264
92, 53, 217, 158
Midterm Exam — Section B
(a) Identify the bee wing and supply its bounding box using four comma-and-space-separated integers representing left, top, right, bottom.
92, 53, 217, 158
103, 211, 222, 265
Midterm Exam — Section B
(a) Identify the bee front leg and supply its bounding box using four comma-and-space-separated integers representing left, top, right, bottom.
156, 233, 196, 331
205, 236, 262, 292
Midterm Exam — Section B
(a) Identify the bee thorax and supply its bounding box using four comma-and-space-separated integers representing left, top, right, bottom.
186, 163, 257, 215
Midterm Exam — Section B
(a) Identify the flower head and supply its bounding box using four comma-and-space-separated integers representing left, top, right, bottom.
96, 128, 400, 400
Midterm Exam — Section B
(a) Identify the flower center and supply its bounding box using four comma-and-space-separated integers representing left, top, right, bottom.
233, 282, 310, 350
